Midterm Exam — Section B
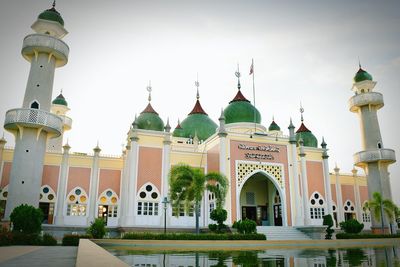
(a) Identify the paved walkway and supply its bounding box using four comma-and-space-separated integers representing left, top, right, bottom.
0, 246, 77, 267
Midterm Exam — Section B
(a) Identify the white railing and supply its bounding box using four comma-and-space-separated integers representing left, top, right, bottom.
354, 149, 396, 165
60, 115, 72, 129
349, 92, 383, 112
4, 108, 63, 135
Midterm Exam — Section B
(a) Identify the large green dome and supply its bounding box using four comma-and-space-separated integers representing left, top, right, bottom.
52, 93, 68, 106
38, 5, 64, 26
136, 103, 164, 131
178, 100, 217, 141
354, 68, 373, 83
295, 123, 318, 148
224, 90, 261, 124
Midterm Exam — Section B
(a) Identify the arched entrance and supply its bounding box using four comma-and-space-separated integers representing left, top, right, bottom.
238, 171, 284, 226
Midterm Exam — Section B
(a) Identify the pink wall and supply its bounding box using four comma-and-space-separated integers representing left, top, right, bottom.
137, 147, 162, 192
341, 184, 355, 204
306, 161, 325, 199
0, 162, 11, 188
229, 140, 291, 225
98, 169, 121, 197
207, 144, 220, 173
67, 167, 91, 197
331, 184, 337, 203
359, 186, 369, 204
41, 165, 60, 193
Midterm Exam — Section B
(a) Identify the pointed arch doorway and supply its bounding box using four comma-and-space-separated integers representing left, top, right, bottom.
238, 171, 286, 226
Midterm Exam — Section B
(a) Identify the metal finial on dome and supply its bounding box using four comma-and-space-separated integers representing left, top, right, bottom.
235, 64, 241, 90
358, 56, 361, 69
52, 0, 56, 8
300, 102, 304, 122
195, 73, 200, 100
146, 80, 152, 102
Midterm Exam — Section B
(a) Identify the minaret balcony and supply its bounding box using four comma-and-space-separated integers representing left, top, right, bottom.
22, 34, 69, 67
349, 92, 383, 112
4, 108, 63, 137
354, 149, 396, 166
60, 115, 72, 130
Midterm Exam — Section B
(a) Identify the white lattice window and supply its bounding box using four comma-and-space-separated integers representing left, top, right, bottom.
344, 200, 355, 213
309, 192, 326, 219
137, 183, 160, 216
209, 192, 215, 213
66, 187, 88, 216
98, 189, 119, 218
172, 203, 194, 217
362, 202, 371, 222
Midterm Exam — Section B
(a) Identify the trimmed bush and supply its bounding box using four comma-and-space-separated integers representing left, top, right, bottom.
12, 232, 41, 245
0, 228, 12, 246
87, 218, 106, 239
234, 219, 257, 234
62, 234, 90, 246
122, 232, 266, 240
210, 208, 228, 232
339, 219, 364, 234
323, 214, 334, 240
10, 204, 43, 234
41, 233, 57, 246
336, 233, 400, 239
208, 224, 217, 232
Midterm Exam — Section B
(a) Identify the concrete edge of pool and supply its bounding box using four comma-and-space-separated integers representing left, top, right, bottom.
92, 238, 400, 251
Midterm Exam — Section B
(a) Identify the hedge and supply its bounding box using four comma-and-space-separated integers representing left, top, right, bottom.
0, 230, 58, 246
122, 232, 266, 240
336, 233, 400, 239
62, 234, 91, 246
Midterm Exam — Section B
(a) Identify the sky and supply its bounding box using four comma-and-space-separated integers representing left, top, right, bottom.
0, 0, 399, 204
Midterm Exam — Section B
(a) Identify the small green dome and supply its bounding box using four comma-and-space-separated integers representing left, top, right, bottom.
38, 6, 64, 26
136, 103, 164, 131
295, 123, 318, 148
179, 99, 217, 141
354, 68, 373, 83
52, 93, 68, 106
172, 120, 185, 138
268, 120, 280, 131
224, 90, 261, 124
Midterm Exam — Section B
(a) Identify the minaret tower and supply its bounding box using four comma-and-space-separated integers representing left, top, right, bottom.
349, 65, 396, 233
3, 2, 69, 219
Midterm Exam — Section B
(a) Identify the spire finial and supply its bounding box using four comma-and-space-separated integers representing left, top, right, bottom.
272, 115, 275, 121
195, 73, 200, 100
235, 64, 241, 90
60, 88, 63, 94
358, 56, 361, 69
147, 80, 152, 102
52, 0, 56, 8
300, 102, 304, 122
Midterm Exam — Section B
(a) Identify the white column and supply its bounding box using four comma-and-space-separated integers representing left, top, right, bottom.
218, 110, 229, 223
0, 137, 6, 186
87, 145, 101, 224
299, 140, 310, 225
334, 165, 344, 223
54, 143, 70, 225
288, 120, 303, 226
321, 139, 333, 215
352, 168, 362, 222
119, 148, 129, 226
161, 131, 172, 227
126, 135, 139, 226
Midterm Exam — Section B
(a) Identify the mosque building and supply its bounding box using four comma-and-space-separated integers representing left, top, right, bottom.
0, 4, 396, 235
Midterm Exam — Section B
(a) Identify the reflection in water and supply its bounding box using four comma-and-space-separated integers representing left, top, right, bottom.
106, 245, 400, 267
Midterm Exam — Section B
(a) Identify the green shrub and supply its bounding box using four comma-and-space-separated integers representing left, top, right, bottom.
0, 228, 12, 246
323, 214, 334, 240
41, 233, 57, 246
235, 219, 257, 234
12, 232, 41, 245
62, 234, 90, 246
210, 208, 228, 232
339, 219, 364, 234
208, 224, 217, 232
10, 204, 43, 234
336, 233, 400, 239
122, 232, 266, 240
87, 218, 106, 239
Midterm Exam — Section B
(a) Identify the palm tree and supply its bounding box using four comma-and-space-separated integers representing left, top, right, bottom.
169, 164, 228, 234
364, 192, 396, 234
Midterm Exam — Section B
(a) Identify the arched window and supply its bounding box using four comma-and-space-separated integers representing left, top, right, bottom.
66, 187, 88, 216
343, 200, 356, 221
208, 192, 216, 213
39, 185, 56, 203
98, 189, 119, 219
309, 192, 326, 220
362, 201, 371, 223
137, 183, 160, 216
30, 101, 39, 109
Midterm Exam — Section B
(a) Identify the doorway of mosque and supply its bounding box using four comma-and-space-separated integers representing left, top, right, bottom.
239, 172, 283, 226
98, 205, 109, 224
39, 202, 54, 224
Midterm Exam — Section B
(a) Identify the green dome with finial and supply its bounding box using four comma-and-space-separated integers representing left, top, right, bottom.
179, 98, 217, 141
295, 123, 318, 148
172, 120, 186, 138
38, 2, 64, 26
52, 93, 68, 106
354, 68, 373, 83
268, 119, 280, 131
224, 90, 261, 124
136, 103, 164, 131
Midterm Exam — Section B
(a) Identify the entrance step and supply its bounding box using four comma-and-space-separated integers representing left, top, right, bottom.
257, 226, 312, 240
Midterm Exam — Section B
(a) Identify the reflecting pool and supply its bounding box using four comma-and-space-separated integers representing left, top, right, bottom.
105, 245, 400, 267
